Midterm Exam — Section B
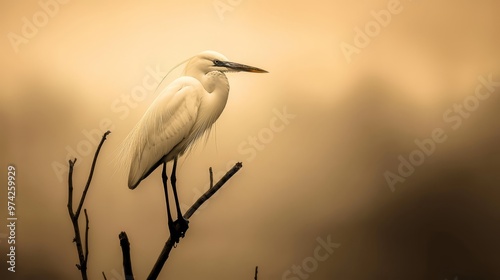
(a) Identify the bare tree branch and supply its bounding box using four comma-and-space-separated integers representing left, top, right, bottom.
67, 159, 76, 217
75, 130, 111, 218
146, 162, 243, 280
84, 209, 90, 266
68, 159, 87, 280
67, 130, 111, 280
119, 232, 135, 280
209, 167, 213, 189
102, 271, 108, 280
254, 266, 258, 280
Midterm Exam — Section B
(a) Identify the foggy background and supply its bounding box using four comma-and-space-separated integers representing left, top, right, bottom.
1, 0, 500, 279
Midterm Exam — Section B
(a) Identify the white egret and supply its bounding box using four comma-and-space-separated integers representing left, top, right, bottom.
122, 50, 267, 242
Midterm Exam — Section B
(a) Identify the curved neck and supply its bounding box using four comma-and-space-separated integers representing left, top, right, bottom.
202, 71, 229, 117
184, 71, 229, 130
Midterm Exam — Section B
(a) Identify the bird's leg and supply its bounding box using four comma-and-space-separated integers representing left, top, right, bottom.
162, 162, 179, 244
170, 157, 189, 239
170, 157, 183, 218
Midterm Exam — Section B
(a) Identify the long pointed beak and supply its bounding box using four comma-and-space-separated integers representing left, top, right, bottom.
220, 61, 268, 73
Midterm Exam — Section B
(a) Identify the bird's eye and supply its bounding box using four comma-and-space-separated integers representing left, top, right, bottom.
213, 60, 221, 65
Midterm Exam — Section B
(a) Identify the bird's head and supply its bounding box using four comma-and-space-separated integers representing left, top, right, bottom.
183, 50, 268, 77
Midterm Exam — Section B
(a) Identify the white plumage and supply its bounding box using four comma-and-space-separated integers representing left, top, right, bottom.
121, 50, 267, 189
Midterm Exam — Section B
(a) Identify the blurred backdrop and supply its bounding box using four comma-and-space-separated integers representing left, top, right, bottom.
1, 0, 500, 279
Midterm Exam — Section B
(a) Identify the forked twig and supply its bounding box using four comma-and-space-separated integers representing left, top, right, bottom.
67, 130, 111, 280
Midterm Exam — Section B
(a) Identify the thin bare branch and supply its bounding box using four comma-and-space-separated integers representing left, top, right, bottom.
185, 162, 242, 218
209, 167, 213, 189
75, 130, 111, 218
146, 162, 243, 280
67, 131, 111, 280
102, 271, 108, 280
67, 159, 76, 217
254, 266, 258, 280
84, 209, 90, 265
68, 158, 87, 279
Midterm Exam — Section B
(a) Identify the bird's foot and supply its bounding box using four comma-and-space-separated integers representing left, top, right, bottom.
174, 217, 189, 238
168, 217, 189, 244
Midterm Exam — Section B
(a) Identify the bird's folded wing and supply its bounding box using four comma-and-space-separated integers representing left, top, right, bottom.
127, 77, 203, 189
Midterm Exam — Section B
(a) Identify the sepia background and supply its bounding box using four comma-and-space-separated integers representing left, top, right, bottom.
1, 0, 500, 279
